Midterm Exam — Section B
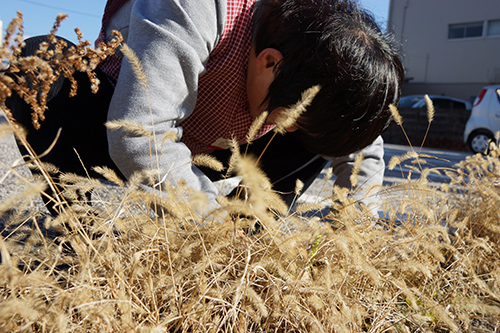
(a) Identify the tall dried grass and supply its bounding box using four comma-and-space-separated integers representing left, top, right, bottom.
0, 15, 499, 332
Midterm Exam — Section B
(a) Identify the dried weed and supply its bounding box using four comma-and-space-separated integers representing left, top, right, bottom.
0, 14, 499, 333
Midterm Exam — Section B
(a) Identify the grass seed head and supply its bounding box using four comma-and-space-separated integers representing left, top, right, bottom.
274, 85, 321, 134
192, 154, 224, 172
424, 94, 435, 123
246, 110, 268, 143
121, 43, 148, 87
389, 103, 403, 126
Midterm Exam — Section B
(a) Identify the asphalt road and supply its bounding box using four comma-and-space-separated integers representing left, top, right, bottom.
0, 115, 473, 213
293, 143, 472, 205
383, 143, 472, 185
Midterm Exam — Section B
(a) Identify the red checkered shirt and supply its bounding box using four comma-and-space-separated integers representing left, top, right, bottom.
96, 0, 274, 156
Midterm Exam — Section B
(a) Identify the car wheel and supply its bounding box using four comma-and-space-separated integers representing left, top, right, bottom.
468, 130, 494, 154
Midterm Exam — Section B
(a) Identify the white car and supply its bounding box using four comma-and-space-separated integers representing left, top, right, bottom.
464, 85, 500, 154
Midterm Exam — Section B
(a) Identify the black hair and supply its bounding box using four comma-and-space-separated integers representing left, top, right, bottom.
253, 0, 404, 156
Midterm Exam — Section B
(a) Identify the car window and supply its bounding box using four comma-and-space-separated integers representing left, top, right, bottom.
451, 101, 466, 109
431, 98, 452, 109
400, 96, 422, 108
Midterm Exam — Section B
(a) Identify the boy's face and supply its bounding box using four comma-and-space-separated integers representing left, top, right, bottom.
246, 45, 298, 132
246, 45, 282, 123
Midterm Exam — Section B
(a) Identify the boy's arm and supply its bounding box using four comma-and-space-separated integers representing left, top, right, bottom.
326, 135, 385, 213
107, 0, 226, 209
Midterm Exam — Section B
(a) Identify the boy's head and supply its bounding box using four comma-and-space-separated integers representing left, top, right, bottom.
251, 0, 404, 157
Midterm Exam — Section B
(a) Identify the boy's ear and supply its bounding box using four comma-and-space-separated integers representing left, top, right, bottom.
254, 48, 283, 74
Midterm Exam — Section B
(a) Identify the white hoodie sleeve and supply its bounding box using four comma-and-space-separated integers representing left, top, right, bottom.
107, 0, 226, 208
326, 135, 385, 214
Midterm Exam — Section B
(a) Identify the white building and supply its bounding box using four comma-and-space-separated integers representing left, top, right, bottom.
388, 0, 500, 102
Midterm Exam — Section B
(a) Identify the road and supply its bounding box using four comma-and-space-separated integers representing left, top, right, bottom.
383, 143, 472, 185
0, 117, 473, 213
291, 143, 472, 205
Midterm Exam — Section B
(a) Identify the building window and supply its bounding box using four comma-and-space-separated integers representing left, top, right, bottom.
448, 22, 484, 39
487, 19, 500, 37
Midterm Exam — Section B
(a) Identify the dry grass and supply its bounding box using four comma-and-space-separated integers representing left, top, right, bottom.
0, 15, 499, 332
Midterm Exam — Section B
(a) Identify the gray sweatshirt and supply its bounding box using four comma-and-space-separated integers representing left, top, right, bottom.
105, 0, 386, 211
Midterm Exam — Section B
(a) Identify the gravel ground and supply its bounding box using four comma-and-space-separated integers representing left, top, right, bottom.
0, 120, 38, 206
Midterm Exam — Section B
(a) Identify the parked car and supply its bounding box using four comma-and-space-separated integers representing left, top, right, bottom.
399, 95, 472, 110
464, 85, 500, 154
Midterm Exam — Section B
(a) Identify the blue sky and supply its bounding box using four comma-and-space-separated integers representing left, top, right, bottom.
1, 0, 390, 43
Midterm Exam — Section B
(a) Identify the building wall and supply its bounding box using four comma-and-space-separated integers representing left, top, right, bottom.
388, 0, 500, 101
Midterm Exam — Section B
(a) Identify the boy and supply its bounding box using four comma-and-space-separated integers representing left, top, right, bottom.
8, 0, 403, 214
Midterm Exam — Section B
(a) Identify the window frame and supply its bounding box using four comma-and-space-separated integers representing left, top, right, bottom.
448, 21, 484, 40
448, 19, 500, 41
486, 19, 500, 37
